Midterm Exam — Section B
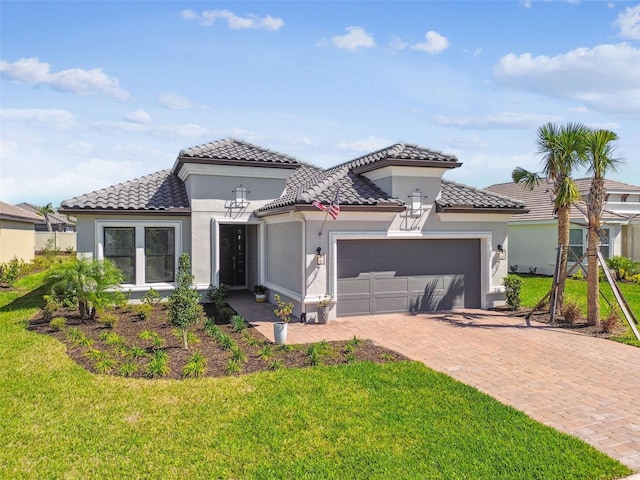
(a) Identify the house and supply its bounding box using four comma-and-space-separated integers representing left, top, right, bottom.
0, 201, 43, 264
15, 202, 76, 232
60, 138, 527, 321
486, 178, 640, 276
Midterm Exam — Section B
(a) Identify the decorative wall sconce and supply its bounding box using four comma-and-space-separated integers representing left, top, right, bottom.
316, 247, 326, 265
497, 244, 506, 261
410, 189, 424, 217
234, 185, 248, 207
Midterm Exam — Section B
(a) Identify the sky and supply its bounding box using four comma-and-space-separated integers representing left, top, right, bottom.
1, 0, 639, 208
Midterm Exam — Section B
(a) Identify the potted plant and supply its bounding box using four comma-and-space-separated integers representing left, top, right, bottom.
273, 294, 293, 345
253, 284, 267, 303
317, 294, 331, 324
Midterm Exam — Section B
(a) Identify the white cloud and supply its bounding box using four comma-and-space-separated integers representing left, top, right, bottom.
388, 36, 408, 51
441, 135, 489, 149
157, 92, 208, 110
93, 120, 209, 139
181, 9, 284, 31
0, 57, 131, 100
432, 112, 564, 129
124, 109, 152, 124
337, 135, 391, 151
615, 4, 640, 40
331, 27, 376, 50
411, 31, 449, 54
494, 43, 640, 114
0, 108, 76, 129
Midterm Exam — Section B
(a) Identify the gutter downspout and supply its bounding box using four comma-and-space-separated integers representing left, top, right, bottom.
290, 211, 307, 322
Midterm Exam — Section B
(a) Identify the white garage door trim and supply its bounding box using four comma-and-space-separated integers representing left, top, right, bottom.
328, 230, 494, 310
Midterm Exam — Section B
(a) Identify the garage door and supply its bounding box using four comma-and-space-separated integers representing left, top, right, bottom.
337, 239, 481, 316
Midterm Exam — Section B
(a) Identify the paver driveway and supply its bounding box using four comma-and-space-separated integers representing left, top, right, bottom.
245, 305, 640, 472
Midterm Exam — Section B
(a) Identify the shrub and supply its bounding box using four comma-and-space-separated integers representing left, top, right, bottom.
230, 345, 247, 363
605, 256, 639, 281
119, 361, 138, 377
273, 294, 294, 323
230, 314, 247, 332
183, 351, 208, 378
225, 359, 241, 375
145, 350, 170, 378
49, 316, 67, 331
561, 301, 582, 324
503, 275, 523, 310
572, 269, 585, 280
259, 344, 273, 360
100, 331, 126, 347
167, 253, 203, 349
134, 303, 153, 320
141, 288, 162, 307
65, 246, 75, 254
206, 283, 228, 305
0, 258, 23, 286
100, 312, 119, 329
601, 311, 622, 334
528, 266, 537, 274
42, 295, 63, 319
94, 356, 118, 374
125, 346, 148, 360
171, 328, 200, 346
46, 257, 124, 321
269, 359, 283, 371
509, 264, 518, 274
139, 330, 164, 349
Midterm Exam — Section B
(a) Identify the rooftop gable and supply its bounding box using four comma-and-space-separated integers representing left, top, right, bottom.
0, 201, 43, 223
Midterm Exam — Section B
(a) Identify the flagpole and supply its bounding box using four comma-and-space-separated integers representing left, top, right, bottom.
319, 208, 330, 236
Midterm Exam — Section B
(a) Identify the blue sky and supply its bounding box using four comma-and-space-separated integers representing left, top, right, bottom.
1, 1, 639, 207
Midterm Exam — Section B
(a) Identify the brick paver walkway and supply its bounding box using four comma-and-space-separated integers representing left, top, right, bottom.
229, 294, 640, 472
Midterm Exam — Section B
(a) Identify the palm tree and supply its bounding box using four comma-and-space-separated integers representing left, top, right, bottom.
585, 129, 622, 326
38, 203, 55, 232
512, 122, 588, 315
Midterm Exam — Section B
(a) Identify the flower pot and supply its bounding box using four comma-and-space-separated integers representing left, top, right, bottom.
255, 293, 266, 303
317, 306, 329, 324
273, 322, 288, 345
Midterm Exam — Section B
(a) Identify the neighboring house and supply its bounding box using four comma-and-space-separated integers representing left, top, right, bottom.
486, 178, 640, 276
0, 201, 43, 264
60, 138, 526, 321
15, 202, 77, 232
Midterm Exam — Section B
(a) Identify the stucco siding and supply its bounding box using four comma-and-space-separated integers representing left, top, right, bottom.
0, 220, 36, 263
266, 221, 302, 294
507, 223, 558, 276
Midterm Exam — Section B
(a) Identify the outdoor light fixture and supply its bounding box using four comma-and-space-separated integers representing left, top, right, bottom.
316, 247, 326, 265
497, 244, 506, 261
410, 189, 423, 217
234, 185, 247, 207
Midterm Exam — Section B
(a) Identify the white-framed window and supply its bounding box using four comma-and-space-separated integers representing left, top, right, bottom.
568, 227, 610, 262
98, 220, 182, 286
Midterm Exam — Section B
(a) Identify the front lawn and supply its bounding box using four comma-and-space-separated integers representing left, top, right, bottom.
518, 274, 640, 346
0, 270, 632, 479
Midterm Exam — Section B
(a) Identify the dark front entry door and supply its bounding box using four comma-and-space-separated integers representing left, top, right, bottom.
219, 225, 246, 286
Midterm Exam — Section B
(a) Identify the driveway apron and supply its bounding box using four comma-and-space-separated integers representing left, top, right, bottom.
246, 305, 640, 472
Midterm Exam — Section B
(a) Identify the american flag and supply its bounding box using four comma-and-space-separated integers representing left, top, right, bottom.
312, 188, 340, 220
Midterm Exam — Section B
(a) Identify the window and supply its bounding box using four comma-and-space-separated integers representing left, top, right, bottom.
104, 227, 135, 283
145, 227, 175, 283
569, 227, 611, 262
569, 228, 583, 262
98, 221, 182, 287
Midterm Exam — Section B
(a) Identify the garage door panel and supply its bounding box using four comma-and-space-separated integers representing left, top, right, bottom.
337, 239, 480, 315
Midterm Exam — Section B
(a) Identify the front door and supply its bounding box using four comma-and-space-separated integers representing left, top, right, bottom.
219, 225, 246, 286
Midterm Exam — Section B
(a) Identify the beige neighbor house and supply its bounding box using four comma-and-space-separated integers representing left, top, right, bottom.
15, 202, 77, 253
60, 138, 527, 322
486, 178, 640, 276
0, 201, 43, 264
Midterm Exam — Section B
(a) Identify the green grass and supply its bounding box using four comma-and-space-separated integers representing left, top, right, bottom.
519, 274, 640, 346
0, 271, 632, 479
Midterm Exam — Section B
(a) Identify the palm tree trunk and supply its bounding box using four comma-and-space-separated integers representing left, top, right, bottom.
587, 178, 606, 326
554, 204, 572, 314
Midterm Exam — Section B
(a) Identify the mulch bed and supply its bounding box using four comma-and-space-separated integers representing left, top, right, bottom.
29, 303, 406, 380
494, 306, 629, 339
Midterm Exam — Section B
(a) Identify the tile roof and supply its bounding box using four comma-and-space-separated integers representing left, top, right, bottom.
15, 202, 75, 226
335, 142, 461, 172
175, 138, 299, 173
0, 201, 43, 223
60, 170, 190, 213
486, 178, 636, 223
438, 180, 527, 210
60, 139, 525, 215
